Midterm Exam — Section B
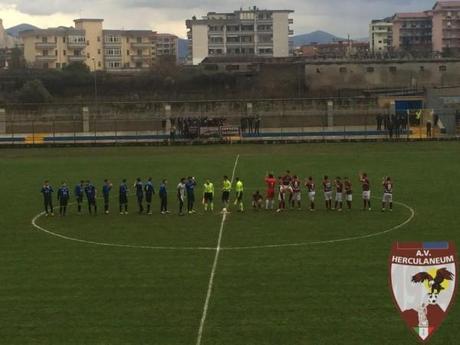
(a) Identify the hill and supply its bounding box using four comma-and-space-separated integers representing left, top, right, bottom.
292, 30, 345, 47
6, 23, 39, 37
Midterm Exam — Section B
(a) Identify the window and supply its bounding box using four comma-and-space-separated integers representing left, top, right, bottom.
98, 61, 102, 67
420, 66, 425, 71
107, 61, 121, 69
127, 50, 130, 56
105, 48, 121, 56
63, 50, 66, 56
136, 62, 142, 68
98, 49, 101, 55
339, 67, 347, 73
87, 41, 90, 45
389, 66, 397, 73
55, 50, 58, 56
42, 36, 48, 43
137, 49, 142, 56
367, 67, 375, 73
43, 50, 49, 56
439, 65, 447, 72
63, 37, 66, 43
87, 53, 90, 58
97, 36, 101, 42
43, 62, 49, 69
56, 63, 61, 68
104, 35, 121, 43
226, 64, 240, 71
137, 37, 142, 43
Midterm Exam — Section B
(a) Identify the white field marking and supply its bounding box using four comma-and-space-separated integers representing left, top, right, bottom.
220, 200, 415, 251
32, 194, 415, 252
31, 212, 216, 251
195, 154, 240, 345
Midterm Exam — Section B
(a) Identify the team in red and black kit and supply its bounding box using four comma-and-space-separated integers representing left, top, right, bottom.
360, 173, 372, 211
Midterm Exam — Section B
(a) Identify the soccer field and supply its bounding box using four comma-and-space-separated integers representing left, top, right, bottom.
1, 142, 459, 345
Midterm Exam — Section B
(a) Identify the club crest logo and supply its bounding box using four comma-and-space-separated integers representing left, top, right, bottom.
389, 242, 457, 342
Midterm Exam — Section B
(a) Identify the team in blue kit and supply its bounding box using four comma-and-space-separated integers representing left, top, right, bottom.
57, 182, 70, 216
41, 181, 54, 216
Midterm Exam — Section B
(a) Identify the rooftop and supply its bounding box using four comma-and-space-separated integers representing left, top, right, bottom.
433, 1, 460, 10
74, 18, 104, 23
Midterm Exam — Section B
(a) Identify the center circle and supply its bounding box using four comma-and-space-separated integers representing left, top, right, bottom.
32, 200, 415, 251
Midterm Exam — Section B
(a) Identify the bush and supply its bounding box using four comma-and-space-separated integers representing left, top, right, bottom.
16, 79, 53, 103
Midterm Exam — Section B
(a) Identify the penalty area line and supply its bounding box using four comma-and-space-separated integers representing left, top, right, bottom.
195, 154, 240, 345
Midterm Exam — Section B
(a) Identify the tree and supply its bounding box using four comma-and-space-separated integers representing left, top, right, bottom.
8, 47, 25, 70
62, 62, 90, 74
16, 79, 53, 103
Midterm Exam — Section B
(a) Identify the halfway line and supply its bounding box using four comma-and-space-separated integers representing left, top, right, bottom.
195, 154, 240, 345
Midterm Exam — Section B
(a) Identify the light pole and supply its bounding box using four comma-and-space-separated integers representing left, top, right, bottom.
91, 58, 98, 109
92, 58, 98, 139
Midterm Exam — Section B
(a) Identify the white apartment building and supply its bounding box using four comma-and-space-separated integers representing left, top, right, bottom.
186, 7, 294, 65
369, 18, 393, 53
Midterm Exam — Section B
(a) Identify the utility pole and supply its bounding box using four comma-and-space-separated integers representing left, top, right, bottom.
92, 58, 98, 112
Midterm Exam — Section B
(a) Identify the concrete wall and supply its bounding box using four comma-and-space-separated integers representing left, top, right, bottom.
192, 24, 208, 65
305, 60, 460, 92
273, 12, 289, 57
432, 12, 443, 53
75, 20, 104, 71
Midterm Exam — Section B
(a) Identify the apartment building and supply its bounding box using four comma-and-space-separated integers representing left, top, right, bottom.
103, 30, 155, 71
432, 1, 460, 53
392, 12, 433, 52
369, 18, 393, 53
21, 26, 88, 70
155, 33, 179, 61
20, 18, 178, 71
186, 7, 294, 65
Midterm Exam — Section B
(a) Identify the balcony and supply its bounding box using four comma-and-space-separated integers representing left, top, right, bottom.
68, 55, 86, 62
104, 55, 122, 61
289, 30, 295, 35
289, 19, 294, 24
67, 41, 86, 48
131, 42, 152, 48
131, 55, 151, 61
36, 55, 57, 61
104, 41, 122, 48
35, 42, 57, 49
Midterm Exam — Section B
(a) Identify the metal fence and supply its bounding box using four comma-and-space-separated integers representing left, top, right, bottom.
0, 102, 458, 145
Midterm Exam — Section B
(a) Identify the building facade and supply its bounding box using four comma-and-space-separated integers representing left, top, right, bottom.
392, 12, 433, 52
372, 1, 460, 55
432, 1, 460, 54
186, 7, 294, 65
21, 26, 88, 70
369, 18, 393, 53
154, 33, 179, 61
20, 18, 178, 71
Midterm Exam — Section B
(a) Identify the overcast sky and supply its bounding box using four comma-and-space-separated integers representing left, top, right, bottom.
0, 0, 436, 38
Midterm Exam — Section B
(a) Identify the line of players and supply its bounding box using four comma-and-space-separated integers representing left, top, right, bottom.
263, 171, 393, 213
39, 172, 393, 217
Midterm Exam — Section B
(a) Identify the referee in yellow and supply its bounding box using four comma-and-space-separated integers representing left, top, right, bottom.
234, 177, 244, 212
203, 179, 215, 212
221, 176, 232, 213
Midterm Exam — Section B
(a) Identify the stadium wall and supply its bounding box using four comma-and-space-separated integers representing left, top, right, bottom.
304, 60, 460, 93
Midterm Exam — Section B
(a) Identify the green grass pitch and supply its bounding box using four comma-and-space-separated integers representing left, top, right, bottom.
1, 142, 459, 345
